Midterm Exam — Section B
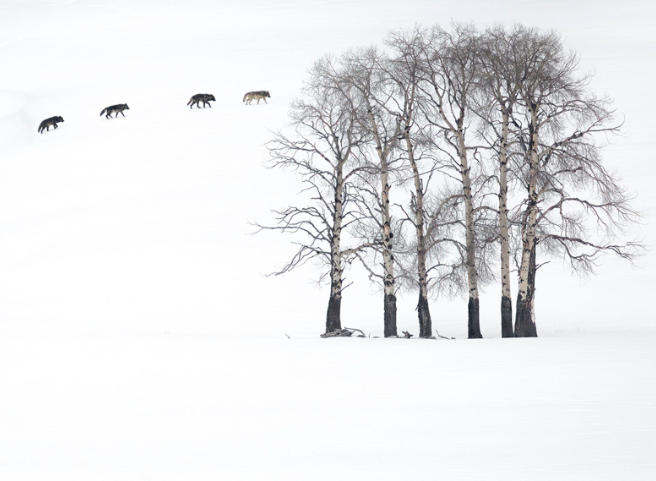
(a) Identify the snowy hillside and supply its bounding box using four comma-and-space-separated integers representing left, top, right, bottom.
1, 0, 655, 480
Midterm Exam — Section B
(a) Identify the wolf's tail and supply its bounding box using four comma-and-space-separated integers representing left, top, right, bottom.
187, 98, 193, 106
100, 108, 107, 117
243, 93, 248, 102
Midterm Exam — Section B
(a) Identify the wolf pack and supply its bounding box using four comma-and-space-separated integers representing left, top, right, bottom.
37, 91, 271, 134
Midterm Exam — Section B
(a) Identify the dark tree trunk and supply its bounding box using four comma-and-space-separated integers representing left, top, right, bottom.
384, 293, 397, 338
417, 294, 432, 338
501, 296, 513, 338
326, 294, 342, 333
514, 297, 537, 337
515, 245, 538, 337
468, 297, 482, 339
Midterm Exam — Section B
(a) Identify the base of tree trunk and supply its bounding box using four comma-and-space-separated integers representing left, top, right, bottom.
326, 295, 342, 333
417, 294, 432, 338
514, 297, 538, 337
501, 295, 513, 338
384, 293, 397, 338
468, 296, 483, 339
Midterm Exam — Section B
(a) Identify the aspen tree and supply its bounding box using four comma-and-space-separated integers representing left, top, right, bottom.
418, 24, 485, 338
258, 57, 370, 333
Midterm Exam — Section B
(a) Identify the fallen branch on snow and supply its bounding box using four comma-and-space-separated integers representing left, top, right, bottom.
344, 327, 366, 337
321, 327, 366, 338
435, 330, 455, 340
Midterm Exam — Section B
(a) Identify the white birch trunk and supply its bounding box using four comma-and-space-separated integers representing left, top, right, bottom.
458, 124, 482, 339
367, 108, 397, 338
406, 129, 432, 338
326, 158, 345, 332
499, 109, 513, 337
515, 105, 539, 337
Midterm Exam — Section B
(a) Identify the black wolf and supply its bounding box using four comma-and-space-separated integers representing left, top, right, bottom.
187, 93, 216, 109
38, 116, 64, 134
100, 104, 129, 119
243, 91, 270, 105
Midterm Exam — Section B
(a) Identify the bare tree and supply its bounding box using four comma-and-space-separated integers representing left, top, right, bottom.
338, 47, 405, 338
382, 27, 437, 338
257, 56, 370, 333
418, 24, 487, 339
257, 23, 641, 340
506, 26, 641, 337
476, 25, 524, 337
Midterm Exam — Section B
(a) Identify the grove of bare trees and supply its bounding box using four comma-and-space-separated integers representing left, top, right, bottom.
259, 23, 641, 339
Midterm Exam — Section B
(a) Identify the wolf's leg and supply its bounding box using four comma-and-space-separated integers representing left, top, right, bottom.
54, 123, 58, 129
120, 111, 125, 117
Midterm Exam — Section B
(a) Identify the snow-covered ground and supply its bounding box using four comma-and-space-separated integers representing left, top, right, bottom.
1, 333, 655, 481
1, 0, 655, 479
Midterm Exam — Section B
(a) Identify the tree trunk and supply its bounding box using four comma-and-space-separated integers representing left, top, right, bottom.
515, 105, 539, 338
368, 108, 398, 338
501, 295, 513, 337
325, 157, 345, 333
499, 109, 513, 337
468, 296, 481, 339
417, 292, 432, 338
381, 167, 397, 337
384, 292, 397, 337
458, 126, 482, 339
326, 294, 342, 333
515, 243, 538, 337
405, 125, 432, 338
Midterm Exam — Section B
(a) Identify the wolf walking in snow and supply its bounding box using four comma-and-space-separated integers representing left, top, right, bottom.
38, 116, 64, 134
243, 91, 270, 105
100, 104, 130, 119
187, 93, 216, 109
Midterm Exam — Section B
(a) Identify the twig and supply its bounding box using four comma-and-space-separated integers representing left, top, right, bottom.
344, 326, 366, 337
435, 330, 455, 340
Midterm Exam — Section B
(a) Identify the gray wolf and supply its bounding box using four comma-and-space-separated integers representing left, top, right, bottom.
187, 93, 216, 109
243, 91, 270, 105
100, 104, 130, 119
38, 116, 64, 134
